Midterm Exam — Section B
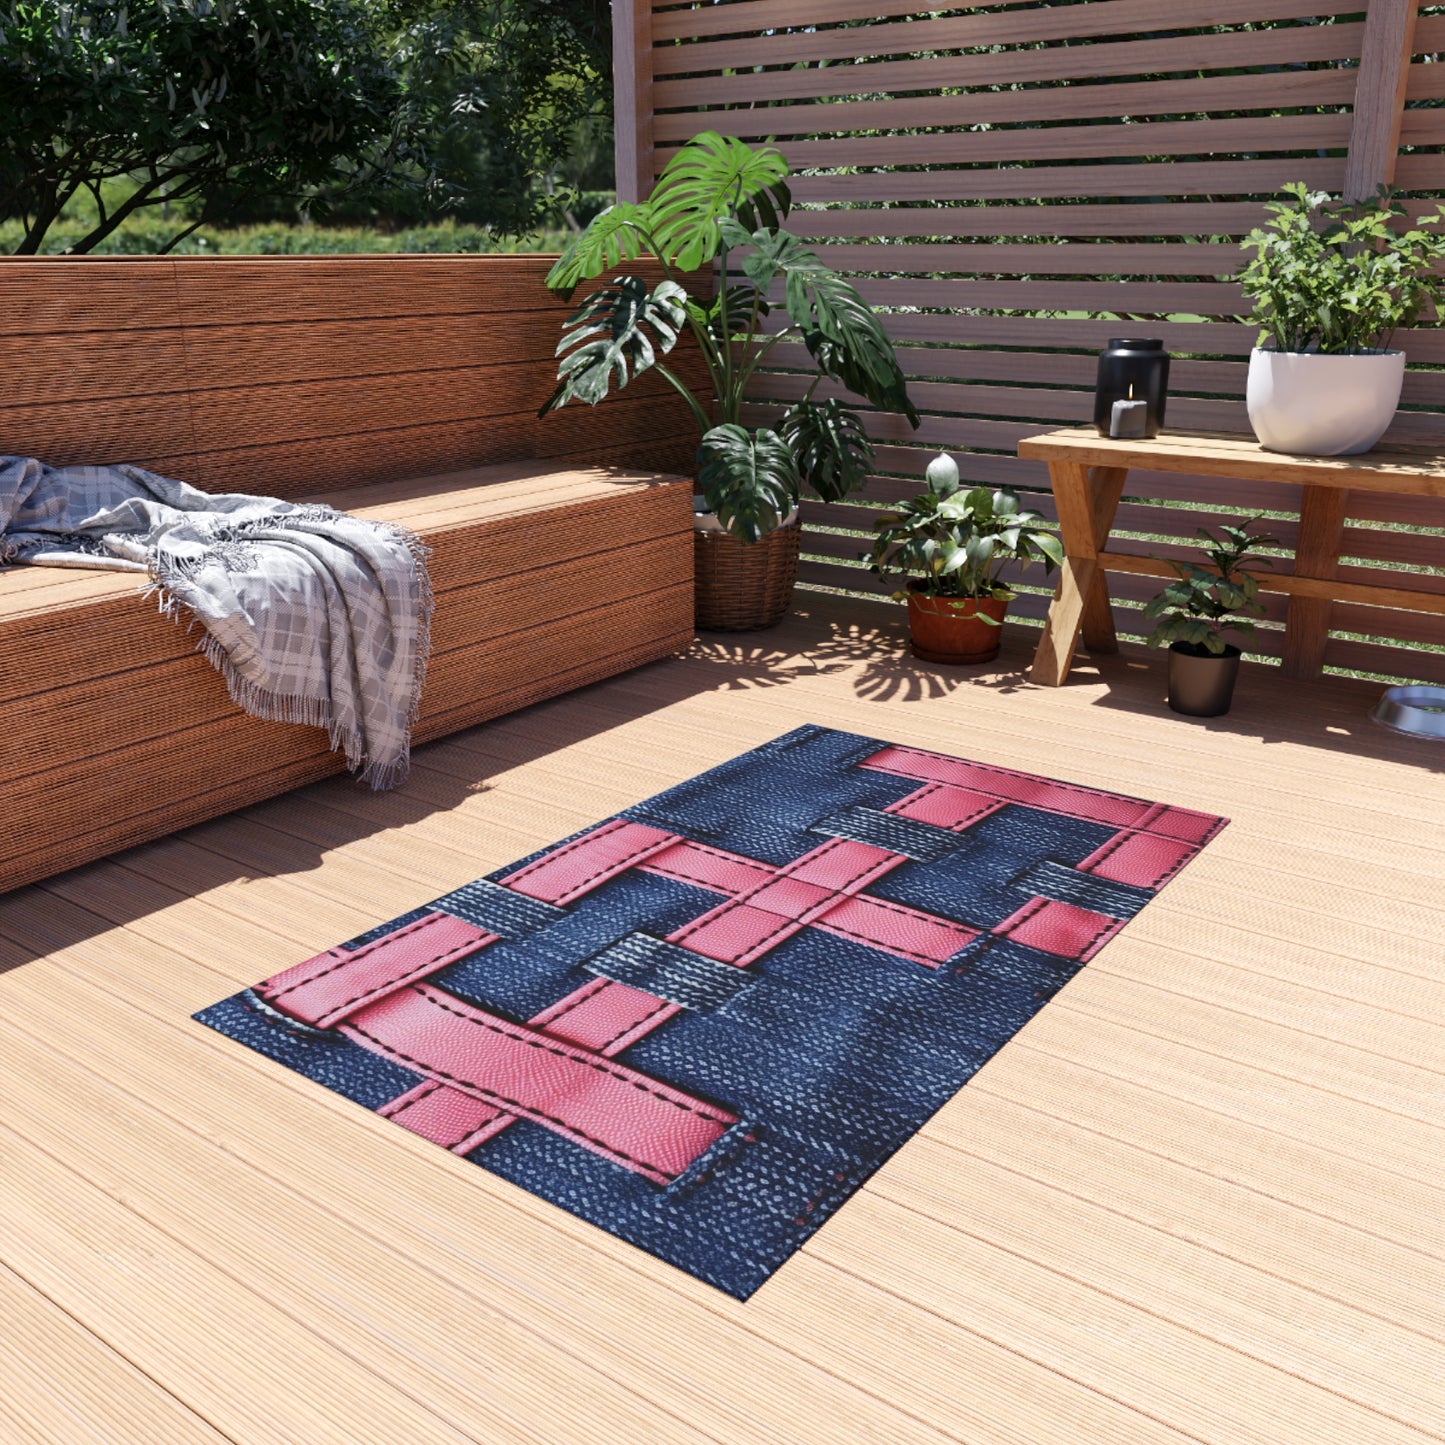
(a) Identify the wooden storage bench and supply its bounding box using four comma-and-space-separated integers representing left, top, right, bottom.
0, 255, 700, 894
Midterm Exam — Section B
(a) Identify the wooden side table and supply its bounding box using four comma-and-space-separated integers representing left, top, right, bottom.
1017, 428, 1445, 687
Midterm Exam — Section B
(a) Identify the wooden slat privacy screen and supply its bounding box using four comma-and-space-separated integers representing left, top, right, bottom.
620, 0, 1445, 683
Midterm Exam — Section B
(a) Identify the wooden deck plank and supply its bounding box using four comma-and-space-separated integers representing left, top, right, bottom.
0, 1119, 478, 1445
0, 1261, 226, 1445
0, 593, 1441, 1444
0, 899, 1181, 1445
0, 1007, 724, 1445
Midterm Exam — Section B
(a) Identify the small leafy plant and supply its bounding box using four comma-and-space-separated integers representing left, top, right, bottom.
1237, 182, 1445, 355
1142, 520, 1277, 656
867, 453, 1063, 613
540, 131, 917, 541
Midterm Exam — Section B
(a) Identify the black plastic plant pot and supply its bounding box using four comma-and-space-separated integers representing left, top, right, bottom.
1167, 643, 1241, 717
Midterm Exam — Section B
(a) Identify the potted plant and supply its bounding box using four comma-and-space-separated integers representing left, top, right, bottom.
867, 453, 1063, 665
1237, 182, 1445, 455
1142, 519, 1276, 717
539, 131, 918, 630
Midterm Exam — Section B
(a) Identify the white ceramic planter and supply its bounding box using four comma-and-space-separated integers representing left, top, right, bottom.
1246, 348, 1405, 456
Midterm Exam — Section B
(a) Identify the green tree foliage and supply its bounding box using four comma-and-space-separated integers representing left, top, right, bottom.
0, 0, 614, 254
0, 0, 431, 254
396, 0, 612, 234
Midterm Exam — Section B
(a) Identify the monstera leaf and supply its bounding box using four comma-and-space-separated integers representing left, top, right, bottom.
735, 227, 919, 425
648, 132, 791, 272
692, 280, 771, 349
696, 423, 801, 543
540, 277, 687, 414
780, 399, 875, 503
545, 203, 654, 297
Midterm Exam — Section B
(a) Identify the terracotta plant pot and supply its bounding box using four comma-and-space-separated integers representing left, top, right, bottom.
1167, 643, 1241, 717
692, 513, 801, 631
906, 588, 1008, 664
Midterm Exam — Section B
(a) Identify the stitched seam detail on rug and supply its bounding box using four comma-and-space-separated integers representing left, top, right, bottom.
600, 998, 676, 1052
343, 1018, 683, 1179
881, 746, 1144, 810
1081, 830, 1134, 871
548, 839, 677, 903
811, 918, 937, 966
268, 912, 447, 998
310, 936, 490, 1027
811, 915, 955, 965
503, 821, 678, 902
382, 1080, 443, 1122
891, 785, 1000, 832
503, 819, 626, 884
406, 986, 731, 1121
669, 839, 885, 948
536, 976, 613, 1030
1084, 828, 1201, 889
999, 895, 1118, 958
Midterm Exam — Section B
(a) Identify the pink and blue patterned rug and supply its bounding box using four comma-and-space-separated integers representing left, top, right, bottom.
196, 725, 1226, 1298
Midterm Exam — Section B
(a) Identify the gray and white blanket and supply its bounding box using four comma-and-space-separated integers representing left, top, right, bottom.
0, 456, 432, 789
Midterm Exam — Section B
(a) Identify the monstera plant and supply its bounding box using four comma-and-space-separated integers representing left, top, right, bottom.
540, 131, 918, 629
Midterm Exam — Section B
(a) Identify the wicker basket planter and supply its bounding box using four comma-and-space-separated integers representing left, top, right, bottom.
693, 515, 801, 631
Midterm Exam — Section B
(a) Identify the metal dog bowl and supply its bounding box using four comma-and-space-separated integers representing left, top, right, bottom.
1371, 684, 1445, 740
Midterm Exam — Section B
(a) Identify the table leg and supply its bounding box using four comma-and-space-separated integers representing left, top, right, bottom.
1280, 484, 1348, 680
1030, 462, 1128, 686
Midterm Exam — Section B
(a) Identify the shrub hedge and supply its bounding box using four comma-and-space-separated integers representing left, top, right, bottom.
0, 217, 574, 256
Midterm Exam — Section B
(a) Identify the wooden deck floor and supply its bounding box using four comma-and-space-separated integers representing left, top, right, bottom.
2, 591, 1443, 1445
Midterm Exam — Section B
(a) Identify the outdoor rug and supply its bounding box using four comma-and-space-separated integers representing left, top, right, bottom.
196, 724, 1227, 1299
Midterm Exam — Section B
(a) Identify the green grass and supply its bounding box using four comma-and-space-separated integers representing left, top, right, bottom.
0, 217, 572, 256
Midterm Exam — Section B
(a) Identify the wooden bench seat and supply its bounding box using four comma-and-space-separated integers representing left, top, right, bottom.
1, 461, 693, 894
0, 254, 702, 894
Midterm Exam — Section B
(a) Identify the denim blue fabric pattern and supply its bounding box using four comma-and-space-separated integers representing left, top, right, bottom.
195, 724, 1226, 1299
582, 932, 759, 1012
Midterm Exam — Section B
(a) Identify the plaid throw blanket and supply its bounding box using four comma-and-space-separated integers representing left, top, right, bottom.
0, 456, 432, 789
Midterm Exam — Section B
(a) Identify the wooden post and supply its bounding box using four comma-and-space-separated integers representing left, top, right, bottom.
612, 0, 655, 205
1279, 0, 1419, 677
1343, 0, 1419, 202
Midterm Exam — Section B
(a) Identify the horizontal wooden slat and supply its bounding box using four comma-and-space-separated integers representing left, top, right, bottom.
770, 342, 1249, 392
652, 1, 1364, 75
781, 275, 1247, 315
765, 244, 1245, 280
1324, 634, 1445, 682
172, 256, 574, 327
653, 0, 1357, 45
661, 114, 1354, 171
1331, 599, 1445, 648
752, 372, 1250, 433
656, 69, 1359, 141
1099, 549, 1445, 615
782, 311, 1445, 364
653, 22, 1368, 107
789, 159, 1346, 206
791, 202, 1280, 240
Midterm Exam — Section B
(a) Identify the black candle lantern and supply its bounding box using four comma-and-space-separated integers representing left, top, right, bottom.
1094, 338, 1170, 439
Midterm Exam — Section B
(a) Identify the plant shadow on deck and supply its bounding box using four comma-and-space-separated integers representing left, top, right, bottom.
784, 591, 1443, 772
3, 593, 1439, 968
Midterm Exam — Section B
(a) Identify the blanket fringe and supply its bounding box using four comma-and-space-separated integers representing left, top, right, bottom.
145, 509, 434, 790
